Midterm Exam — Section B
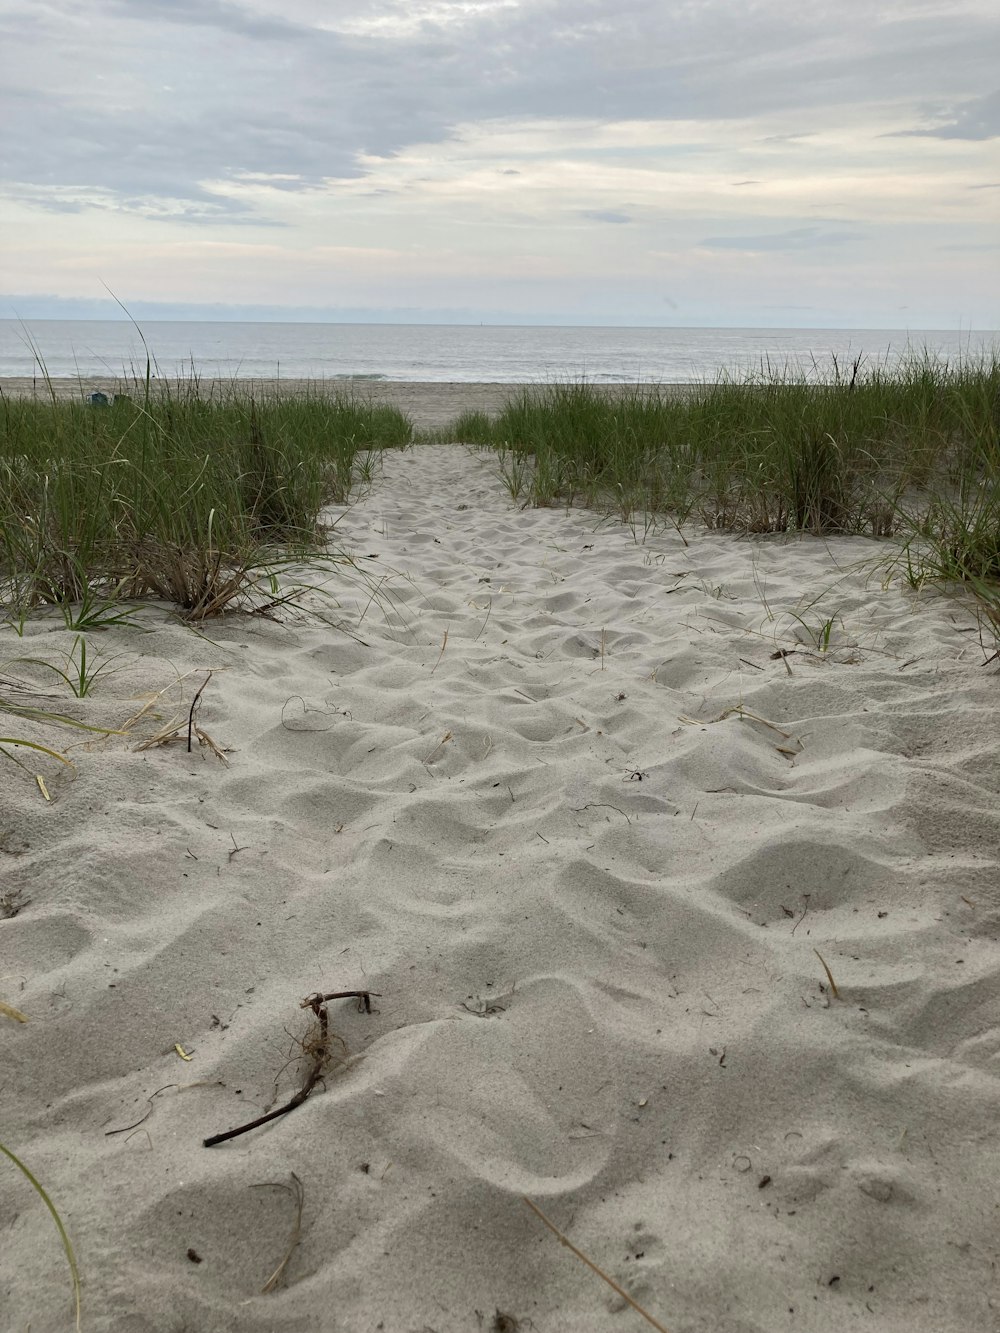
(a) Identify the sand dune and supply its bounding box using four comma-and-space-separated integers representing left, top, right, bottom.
4, 443, 1000, 1332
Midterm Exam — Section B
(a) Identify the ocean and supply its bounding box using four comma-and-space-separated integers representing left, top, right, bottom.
0, 319, 995, 384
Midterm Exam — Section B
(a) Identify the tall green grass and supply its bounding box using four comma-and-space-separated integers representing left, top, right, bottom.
452, 354, 999, 543
0, 378, 412, 623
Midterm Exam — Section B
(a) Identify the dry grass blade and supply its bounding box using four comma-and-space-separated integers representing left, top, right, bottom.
813, 948, 841, 999
252, 1172, 305, 1293
133, 717, 229, 764
104, 1084, 178, 1136
422, 729, 453, 764
0, 672, 63, 699
192, 726, 229, 763
131, 713, 185, 752
132, 726, 228, 762
0, 1140, 81, 1332
2, 674, 128, 738
679, 705, 795, 741
118, 668, 209, 737
717, 706, 793, 738
1, 999, 29, 1023
430, 627, 449, 673
523, 1196, 671, 1333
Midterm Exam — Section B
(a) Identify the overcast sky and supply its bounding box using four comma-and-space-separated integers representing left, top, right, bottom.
1, 0, 997, 327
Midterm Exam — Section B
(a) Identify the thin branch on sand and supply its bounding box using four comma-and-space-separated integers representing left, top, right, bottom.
204, 990, 375, 1148
187, 671, 213, 752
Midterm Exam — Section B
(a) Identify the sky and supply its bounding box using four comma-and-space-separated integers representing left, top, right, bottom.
0, 0, 997, 328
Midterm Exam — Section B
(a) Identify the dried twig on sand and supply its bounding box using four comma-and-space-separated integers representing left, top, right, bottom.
187, 671, 212, 752
204, 989, 375, 1147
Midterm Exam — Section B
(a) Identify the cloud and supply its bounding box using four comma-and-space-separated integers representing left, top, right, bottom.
699, 227, 867, 252
104, 0, 311, 41
0, 0, 997, 324
0, 5, 454, 206
3, 0, 998, 217
0, 292, 535, 323
889, 88, 1000, 141
2, 180, 275, 224
580, 210, 632, 223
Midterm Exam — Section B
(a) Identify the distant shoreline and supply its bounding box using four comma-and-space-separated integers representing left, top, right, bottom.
0, 377, 700, 429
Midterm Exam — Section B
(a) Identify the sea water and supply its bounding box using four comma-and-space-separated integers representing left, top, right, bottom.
0, 319, 995, 384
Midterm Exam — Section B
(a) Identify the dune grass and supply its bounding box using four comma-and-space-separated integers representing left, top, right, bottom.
0, 376, 412, 627
450, 352, 1000, 616
452, 355, 997, 530
0, 372, 412, 777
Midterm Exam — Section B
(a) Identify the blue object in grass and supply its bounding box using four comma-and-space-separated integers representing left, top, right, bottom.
89, 391, 109, 406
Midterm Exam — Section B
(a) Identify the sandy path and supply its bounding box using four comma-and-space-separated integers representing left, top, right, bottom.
3, 444, 999, 1332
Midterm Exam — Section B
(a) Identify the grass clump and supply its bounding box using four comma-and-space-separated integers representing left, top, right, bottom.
451, 352, 1000, 637
0, 378, 412, 626
452, 353, 999, 544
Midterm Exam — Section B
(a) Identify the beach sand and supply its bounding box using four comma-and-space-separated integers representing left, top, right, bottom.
3, 429, 1000, 1331
0, 377, 692, 430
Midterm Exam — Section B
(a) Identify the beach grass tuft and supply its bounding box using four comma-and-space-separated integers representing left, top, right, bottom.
448, 352, 1000, 625
1, 372, 413, 777
0, 375, 412, 626
451, 354, 998, 533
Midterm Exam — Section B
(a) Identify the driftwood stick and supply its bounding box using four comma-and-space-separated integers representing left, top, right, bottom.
303, 989, 376, 1012
203, 1085, 316, 1148
187, 672, 213, 753
204, 988, 374, 1148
